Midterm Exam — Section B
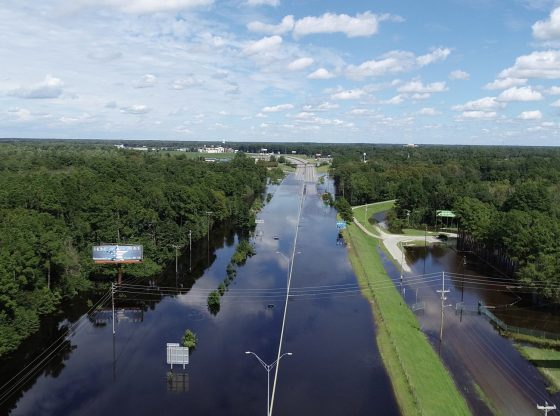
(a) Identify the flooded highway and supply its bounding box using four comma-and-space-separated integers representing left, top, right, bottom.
0, 170, 398, 415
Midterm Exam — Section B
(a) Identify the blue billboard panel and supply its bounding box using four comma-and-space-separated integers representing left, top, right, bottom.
92, 245, 143, 264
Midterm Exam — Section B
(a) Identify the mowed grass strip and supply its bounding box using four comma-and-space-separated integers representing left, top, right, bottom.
345, 223, 471, 416
516, 345, 560, 393
352, 200, 395, 235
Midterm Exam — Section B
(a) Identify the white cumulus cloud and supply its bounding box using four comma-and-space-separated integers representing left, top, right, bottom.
9, 75, 64, 99
247, 0, 279, 6
418, 107, 441, 116
449, 70, 470, 80
518, 110, 543, 120
248, 15, 294, 35
88, 0, 213, 14
331, 89, 365, 100
308, 68, 335, 80
293, 12, 399, 38
346, 48, 450, 80
287, 57, 314, 71
242, 35, 282, 55
397, 80, 447, 94
134, 74, 157, 88
460, 111, 498, 119
453, 97, 504, 111
499, 50, 560, 79
498, 86, 544, 102
262, 104, 294, 112
120, 104, 151, 114
532, 7, 560, 41
484, 77, 527, 90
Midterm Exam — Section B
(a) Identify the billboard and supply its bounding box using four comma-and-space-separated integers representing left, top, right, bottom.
92, 244, 143, 264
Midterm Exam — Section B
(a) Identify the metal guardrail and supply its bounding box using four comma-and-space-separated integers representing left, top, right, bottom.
456, 302, 560, 341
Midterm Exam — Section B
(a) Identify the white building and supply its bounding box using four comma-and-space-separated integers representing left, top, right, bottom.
198, 146, 225, 154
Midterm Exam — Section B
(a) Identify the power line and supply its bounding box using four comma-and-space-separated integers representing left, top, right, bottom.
0, 288, 113, 405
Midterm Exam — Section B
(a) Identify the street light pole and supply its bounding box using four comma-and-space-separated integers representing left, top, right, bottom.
245, 351, 293, 416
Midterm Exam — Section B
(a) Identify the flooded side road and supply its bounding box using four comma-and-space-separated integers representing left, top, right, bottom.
389, 243, 560, 415
0, 173, 398, 415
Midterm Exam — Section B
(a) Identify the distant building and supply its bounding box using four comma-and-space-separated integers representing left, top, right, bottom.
198, 146, 226, 154
404, 144, 418, 148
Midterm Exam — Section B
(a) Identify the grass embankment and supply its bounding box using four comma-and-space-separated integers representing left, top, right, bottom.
278, 162, 296, 172
316, 164, 330, 173
344, 222, 471, 415
352, 200, 395, 236
516, 345, 560, 393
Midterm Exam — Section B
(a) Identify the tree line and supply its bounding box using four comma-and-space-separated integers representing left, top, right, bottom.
332, 145, 560, 298
0, 143, 267, 355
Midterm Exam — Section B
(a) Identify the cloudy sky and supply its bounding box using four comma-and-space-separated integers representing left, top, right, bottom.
1, 0, 560, 145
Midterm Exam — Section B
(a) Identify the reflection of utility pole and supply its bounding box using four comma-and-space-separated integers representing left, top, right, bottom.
436, 272, 450, 342
537, 402, 556, 415
461, 256, 467, 302
188, 230, 192, 272
111, 282, 116, 335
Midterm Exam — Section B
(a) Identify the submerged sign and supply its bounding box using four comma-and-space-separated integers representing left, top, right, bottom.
92, 245, 143, 264
167, 343, 189, 369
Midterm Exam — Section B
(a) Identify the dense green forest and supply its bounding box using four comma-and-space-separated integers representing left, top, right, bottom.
331, 146, 560, 298
0, 144, 267, 355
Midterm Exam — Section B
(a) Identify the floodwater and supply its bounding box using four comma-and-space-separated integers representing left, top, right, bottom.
0, 174, 398, 415
386, 241, 560, 415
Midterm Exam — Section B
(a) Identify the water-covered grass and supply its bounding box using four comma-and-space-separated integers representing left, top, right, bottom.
344, 222, 471, 416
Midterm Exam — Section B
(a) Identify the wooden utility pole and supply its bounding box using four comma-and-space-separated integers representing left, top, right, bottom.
436, 272, 450, 342
172, 244, 181, 275
537, 402, 556, 415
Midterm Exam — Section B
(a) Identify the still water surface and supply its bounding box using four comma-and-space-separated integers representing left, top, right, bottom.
1, 175, 398, 415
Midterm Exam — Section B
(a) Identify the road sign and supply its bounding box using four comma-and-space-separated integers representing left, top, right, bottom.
167, 343, 189, 369
92, 245, 143, 264
336, 221, 346, 229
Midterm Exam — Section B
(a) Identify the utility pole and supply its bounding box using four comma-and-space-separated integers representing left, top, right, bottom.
400, 242, 405, 296
188, 230, 192, 272
436, 272, 450, 342
172, 244, 181, 275
364, 204, 368, 226
206, 211, 213, 265
537, 402, 556, 415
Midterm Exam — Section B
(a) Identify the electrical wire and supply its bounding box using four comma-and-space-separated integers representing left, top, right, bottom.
0, 288, 112, 404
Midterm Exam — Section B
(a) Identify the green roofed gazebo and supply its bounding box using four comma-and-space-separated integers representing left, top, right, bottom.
436, 210, 456, 218
435, 210, 456, 231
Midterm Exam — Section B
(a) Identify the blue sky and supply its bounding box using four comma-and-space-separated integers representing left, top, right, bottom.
1, 0, 560, 145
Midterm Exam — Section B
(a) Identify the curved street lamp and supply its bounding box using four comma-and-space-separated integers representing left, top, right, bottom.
245, 351, 293, 416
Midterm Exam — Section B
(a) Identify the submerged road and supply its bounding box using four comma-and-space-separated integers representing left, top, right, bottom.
270, 164, 398, 415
